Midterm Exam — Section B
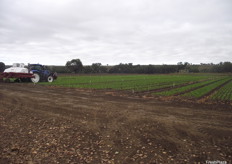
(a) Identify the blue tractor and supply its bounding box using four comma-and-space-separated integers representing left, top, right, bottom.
29, 64, 57, 83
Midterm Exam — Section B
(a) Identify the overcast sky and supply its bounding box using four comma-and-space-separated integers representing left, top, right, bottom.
0, 0, 232, 65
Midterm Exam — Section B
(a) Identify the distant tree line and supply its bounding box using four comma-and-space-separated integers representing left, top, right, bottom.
210, 62, 232, 73
25, 61, 232, 74
1, 60, 232, 74
63, 59, 232, 74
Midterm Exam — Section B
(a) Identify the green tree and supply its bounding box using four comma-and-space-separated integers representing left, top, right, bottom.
83, 66, 92, 73
222, 62, 232, 72
91, 63, 102, 73
0, 62, 5, 72
65, 59, 83, 73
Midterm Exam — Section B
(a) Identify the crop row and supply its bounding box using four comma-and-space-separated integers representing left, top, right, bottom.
181, 77, 231, 98
43, 74, 232, 102
153, 79, 219, 96
210, 80, 232, 101
45, 74, 222, 92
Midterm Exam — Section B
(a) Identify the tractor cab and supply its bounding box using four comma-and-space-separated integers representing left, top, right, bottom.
29, 64, 44, 71
29, 64, 57, 83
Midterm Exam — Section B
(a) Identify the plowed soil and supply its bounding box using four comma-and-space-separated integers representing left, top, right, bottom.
0, 83, 231, 164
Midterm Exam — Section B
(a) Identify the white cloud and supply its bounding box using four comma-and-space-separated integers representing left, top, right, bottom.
0, 0, 232, 65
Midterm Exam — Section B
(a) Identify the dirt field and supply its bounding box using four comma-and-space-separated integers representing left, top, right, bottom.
0, 83, 231, 164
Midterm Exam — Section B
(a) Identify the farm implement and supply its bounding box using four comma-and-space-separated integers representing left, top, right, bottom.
0, 63, 57, 83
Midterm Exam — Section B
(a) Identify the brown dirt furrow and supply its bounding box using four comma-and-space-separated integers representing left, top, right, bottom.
199, 79, 232, 103
0, 83, 231, 164
202, 79, 232, 98
137, 78, 215, 95
173, 78, 224, 96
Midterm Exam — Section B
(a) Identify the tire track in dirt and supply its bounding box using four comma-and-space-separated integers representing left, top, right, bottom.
0, 83, 232, 163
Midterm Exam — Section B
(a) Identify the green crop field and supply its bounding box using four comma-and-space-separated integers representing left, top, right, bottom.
181, 77, 231, 98
43, 74, 232, 102
153, 79, 220, 96
210, 80, 232, 101
44, 74, 220, 90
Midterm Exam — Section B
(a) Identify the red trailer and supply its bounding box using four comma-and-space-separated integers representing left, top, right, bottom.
0, 72, 35, 83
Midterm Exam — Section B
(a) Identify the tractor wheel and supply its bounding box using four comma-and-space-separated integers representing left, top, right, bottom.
47, 76, 54, 82
31, 73, 40, 83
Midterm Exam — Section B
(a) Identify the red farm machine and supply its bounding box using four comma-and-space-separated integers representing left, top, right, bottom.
0, 63, 57, 83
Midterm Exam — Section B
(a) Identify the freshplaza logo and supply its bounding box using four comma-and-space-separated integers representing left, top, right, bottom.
206, 160, 227, 164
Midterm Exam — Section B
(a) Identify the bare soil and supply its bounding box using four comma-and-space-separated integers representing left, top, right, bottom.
0, 83, 231, 164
